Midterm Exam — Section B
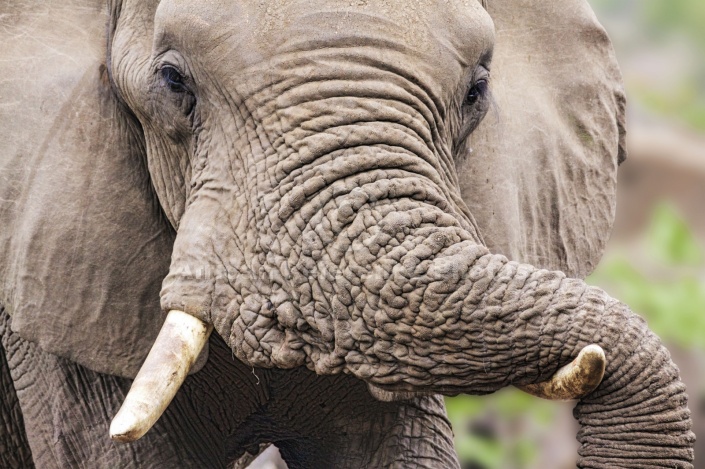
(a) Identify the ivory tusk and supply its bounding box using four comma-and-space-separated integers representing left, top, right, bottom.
110, 310, 212, 443
516, 344, 606, 401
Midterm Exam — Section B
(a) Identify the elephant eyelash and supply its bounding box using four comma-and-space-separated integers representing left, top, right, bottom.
465, 78, 489, 106
453, 76, 493, 154
160, 65, 190, 94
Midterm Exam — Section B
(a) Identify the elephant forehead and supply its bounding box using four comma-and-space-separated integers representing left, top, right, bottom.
154, 0, 493, 73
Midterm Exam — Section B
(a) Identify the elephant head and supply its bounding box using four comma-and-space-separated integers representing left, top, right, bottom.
0, 0, 694, 467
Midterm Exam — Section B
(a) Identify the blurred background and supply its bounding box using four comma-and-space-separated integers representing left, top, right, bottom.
447, 1, 705, 467
249, 1, 705, 467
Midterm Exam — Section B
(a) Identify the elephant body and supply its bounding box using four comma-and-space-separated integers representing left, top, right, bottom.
0, 0, 695, 467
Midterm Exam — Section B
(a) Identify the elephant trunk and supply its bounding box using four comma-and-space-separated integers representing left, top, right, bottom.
331, 200, 694, 466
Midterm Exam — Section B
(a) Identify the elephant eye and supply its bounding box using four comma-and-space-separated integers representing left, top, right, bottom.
466, 79, 489, 106
161, 66, 188, 94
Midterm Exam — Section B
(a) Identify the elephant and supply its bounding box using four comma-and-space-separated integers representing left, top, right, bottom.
0, 0, 696, 467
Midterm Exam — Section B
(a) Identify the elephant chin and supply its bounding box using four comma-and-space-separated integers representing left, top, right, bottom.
110, 308, 606, 442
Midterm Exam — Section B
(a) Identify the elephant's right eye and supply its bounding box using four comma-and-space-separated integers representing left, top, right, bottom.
161, 66, 188, 94
465, 79, 489, 106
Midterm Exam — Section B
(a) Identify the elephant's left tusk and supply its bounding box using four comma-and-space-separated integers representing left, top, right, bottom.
516, 344, 606, 401
110, 310, 212, 443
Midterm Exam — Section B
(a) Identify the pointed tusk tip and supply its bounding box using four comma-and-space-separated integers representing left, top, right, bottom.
109, 413, 148, 443
109, 310, 212, 443
578, 344, 606, 367
574, 344, 606, 388
579, 343, 605, 359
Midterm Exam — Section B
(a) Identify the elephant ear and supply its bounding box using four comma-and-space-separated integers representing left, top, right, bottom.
0, 1, 189, 378
456, 0, 626, 278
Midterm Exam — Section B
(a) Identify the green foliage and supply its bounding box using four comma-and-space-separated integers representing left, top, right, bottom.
634, 81, 705, 132
591, 0, 705, 131
592, 0, 705, 41
646, 203, 704, 265
445, 389, 560, 469
641, 0, 705, 45
588, 203, 705, 349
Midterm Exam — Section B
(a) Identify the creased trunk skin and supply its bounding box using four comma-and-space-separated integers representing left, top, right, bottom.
336, 213, 695, 466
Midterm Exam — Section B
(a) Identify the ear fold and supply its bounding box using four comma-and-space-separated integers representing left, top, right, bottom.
456, 0, 626, 278
0, 1, 178, 378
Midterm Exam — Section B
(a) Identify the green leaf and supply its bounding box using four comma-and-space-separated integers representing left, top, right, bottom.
588, 204, 705, 348
646, 203, 704, 265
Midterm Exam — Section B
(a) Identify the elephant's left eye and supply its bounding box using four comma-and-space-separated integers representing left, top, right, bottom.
161, 66, 189, 94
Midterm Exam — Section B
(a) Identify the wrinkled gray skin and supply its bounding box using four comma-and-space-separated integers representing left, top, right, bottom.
0, 0, 695, 468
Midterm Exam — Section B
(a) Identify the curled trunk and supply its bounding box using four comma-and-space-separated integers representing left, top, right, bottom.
331, 201, 694, 467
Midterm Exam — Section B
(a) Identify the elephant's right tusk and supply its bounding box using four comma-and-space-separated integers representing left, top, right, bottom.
110, 310, 212, 443
516, 344, 606, 401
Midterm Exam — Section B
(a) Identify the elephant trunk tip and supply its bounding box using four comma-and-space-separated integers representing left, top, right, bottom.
110, 310, 213, 443
517, 344, 606, 401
